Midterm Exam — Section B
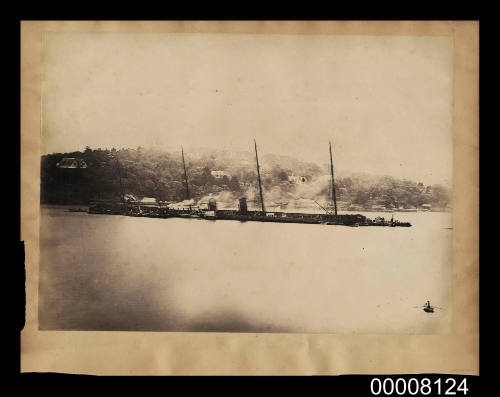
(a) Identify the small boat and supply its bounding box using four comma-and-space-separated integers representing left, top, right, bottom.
413, 300, 445, 314
423, 301, 434, 313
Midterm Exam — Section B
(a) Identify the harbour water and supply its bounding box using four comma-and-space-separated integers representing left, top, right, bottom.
39, 205, 452, 333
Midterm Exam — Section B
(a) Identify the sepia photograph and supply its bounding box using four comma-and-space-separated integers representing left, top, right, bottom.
38, 31, 453, 334
20, 20, 478, 376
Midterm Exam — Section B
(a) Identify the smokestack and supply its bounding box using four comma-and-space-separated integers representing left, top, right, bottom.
239, 197, 248, 214
208, 198, 217, 211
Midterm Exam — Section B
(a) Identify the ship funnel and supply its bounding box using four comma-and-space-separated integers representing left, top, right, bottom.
238, 197, 248, 214
208, 198, 217, 211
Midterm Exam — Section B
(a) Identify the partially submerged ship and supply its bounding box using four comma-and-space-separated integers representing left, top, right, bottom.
88, 141, 411, 227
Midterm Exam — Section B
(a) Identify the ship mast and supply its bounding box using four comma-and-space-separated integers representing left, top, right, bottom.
329, 141, 338, 216
181, 146, 191, 201
254, 139, 266, 213
114, 155, 124, 203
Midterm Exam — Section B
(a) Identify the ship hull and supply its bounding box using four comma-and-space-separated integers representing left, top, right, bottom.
87, 203, 411, 227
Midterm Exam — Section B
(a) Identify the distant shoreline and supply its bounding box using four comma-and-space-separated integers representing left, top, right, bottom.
41, 203, 451, 214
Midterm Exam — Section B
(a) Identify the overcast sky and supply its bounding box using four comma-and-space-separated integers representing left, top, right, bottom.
42, 33, 454, 186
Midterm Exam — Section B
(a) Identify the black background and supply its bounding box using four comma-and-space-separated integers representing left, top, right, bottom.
7, 7, 486, 394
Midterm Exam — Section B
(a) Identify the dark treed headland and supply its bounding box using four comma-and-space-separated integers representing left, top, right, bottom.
41, 146, 450, 211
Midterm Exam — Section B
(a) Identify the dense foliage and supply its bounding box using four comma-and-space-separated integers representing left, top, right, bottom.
41, 147, 451, 210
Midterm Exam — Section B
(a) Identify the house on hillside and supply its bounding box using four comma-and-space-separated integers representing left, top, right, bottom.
56, 158, 87, 169
211, 170, 229, 179
288, 175, 308, 184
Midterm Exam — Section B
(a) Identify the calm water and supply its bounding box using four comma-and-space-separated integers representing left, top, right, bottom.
39, 206, 452, 333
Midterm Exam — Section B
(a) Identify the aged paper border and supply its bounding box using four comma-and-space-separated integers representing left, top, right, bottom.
21, 21, 479, 375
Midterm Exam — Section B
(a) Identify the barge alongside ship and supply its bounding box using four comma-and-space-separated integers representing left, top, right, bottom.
88, 141, 412, 228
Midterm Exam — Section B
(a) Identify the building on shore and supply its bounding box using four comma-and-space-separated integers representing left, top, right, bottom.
211, 170, 230, 179
288, 175, 308, 184
56, 158, 87, 169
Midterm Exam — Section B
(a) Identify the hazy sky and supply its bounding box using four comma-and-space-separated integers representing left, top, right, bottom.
42, 33, 454, 186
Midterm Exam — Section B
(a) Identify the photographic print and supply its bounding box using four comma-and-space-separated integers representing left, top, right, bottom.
37, 31, 455, 334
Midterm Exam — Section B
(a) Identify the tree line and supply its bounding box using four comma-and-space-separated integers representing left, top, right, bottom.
40, 147, 451, 210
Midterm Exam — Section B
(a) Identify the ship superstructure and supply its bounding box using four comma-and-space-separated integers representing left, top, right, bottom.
88, 141, 412, 227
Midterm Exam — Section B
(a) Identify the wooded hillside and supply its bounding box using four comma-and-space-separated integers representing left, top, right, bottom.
41, 146, 451, 211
